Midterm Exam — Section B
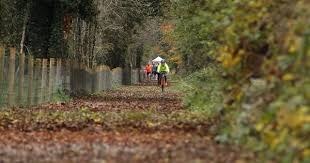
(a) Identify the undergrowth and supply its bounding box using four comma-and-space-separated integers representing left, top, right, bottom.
175, 64, 226, 117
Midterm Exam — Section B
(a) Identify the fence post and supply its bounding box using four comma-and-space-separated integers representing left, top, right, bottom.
27, 55, 34, 106
84, 67, 93, 94
8, 48, 16, 107
41, 59, 48, 103
56, 59, 62, 89
93, 66, 102, 93
131, 69, 138, 84
138, 68, 144, 82
63, 59, 71, 92
106, 69, 112, 90
48, 58, 55, 101
34, 59, 42, 104
123, 66, 132, 85
70, 60, 78, 94
0, 47, 4, 99
17, 52, 25, 105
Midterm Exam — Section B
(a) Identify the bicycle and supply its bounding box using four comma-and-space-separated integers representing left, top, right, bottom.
159, 72, 167, 92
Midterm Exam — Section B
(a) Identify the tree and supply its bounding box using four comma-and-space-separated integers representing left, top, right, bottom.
0, 0, 30, 48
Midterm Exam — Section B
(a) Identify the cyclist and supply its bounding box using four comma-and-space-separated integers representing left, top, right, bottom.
157, 60, 170, 86
152, 62, 158, 80
145, 63, 152, 81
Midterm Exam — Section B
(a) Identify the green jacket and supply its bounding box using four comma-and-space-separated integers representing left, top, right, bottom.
157, 63, 170, 73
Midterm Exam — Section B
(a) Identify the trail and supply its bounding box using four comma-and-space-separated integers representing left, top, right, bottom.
0, 84, 252, 163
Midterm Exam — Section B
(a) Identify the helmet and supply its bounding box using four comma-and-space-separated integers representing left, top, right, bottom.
161, 60, 165, 64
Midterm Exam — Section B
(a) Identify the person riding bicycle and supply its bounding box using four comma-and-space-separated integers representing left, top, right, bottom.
157, 60, 170, 86
152, 62, 158, 80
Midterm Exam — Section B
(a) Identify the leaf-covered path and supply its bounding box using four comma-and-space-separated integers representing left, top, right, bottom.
0, 84, 252, 163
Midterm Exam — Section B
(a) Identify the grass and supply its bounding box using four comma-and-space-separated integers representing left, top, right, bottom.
172, 65, 226, 117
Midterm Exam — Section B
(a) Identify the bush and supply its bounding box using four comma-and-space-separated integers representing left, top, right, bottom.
177, 64, 226, 117
170, 0, 310, 162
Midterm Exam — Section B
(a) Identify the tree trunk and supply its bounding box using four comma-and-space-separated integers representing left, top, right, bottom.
20, 4, 30, 55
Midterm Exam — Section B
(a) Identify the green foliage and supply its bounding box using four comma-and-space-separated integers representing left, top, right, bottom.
76, 0, 97, 21
0, 0, 97, 56
170, 0, 310, 162
0, 0, 164, 68
0, 0, 29, 46
176, 64, 225, 116
48, 3, 68, 58
170, 0, 232, 71
53, 89, 71, 103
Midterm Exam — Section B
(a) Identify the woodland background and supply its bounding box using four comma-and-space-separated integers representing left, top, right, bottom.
0, 0, 309, 162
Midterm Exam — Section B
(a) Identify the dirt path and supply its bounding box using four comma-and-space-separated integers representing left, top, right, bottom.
0, 84, 252, 163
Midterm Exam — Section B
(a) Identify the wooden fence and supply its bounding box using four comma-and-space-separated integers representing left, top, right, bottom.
0, 47, 143, 108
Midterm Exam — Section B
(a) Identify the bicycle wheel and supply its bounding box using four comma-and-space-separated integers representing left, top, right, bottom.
161, 77, 165, 92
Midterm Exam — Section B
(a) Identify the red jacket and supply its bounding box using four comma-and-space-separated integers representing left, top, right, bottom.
146, 65, 152, 73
